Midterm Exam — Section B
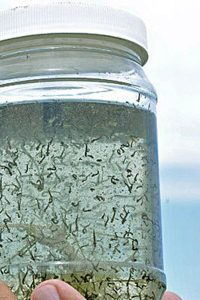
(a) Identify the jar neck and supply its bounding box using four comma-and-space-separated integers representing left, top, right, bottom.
0, 34, 142, 86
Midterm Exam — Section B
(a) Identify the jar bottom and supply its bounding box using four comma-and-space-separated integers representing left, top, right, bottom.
3, 261, 166, 300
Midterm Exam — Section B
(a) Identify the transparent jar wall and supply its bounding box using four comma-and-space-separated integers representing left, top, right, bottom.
0, 35, 166, 299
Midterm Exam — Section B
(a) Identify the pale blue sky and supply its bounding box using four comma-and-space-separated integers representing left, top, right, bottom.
0, 1, 199, 299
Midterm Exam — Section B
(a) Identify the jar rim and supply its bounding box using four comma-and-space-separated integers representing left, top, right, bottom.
0, 1, 148, 65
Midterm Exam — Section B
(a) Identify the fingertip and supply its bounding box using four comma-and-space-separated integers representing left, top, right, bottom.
163, 291, 182, 300
31, 279, 85, 300
0, 280, 17, 300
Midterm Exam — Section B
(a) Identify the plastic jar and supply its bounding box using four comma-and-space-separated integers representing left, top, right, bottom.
0, 2, 166, 299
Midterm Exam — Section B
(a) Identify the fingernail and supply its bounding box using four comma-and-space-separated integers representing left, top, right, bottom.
34, 284, 60, 300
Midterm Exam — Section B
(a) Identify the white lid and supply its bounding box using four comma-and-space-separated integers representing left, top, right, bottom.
0, 1, 148, 65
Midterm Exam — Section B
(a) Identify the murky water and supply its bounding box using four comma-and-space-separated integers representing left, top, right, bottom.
0, 100, 165, 299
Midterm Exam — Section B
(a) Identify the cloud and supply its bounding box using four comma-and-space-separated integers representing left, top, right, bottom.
141, 1, 200, 168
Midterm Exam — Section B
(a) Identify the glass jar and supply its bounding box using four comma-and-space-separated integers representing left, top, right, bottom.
0, 2, 166, 299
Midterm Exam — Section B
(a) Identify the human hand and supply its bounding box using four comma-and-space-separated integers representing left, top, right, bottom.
1, 280, 85, 300
162, 291, 182, 300
0, 279, 182, 300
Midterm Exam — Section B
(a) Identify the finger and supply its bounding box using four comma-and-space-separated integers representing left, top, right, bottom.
0, 280, 17, 300
162, 291, 182, 300
31, 279, 86, 300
